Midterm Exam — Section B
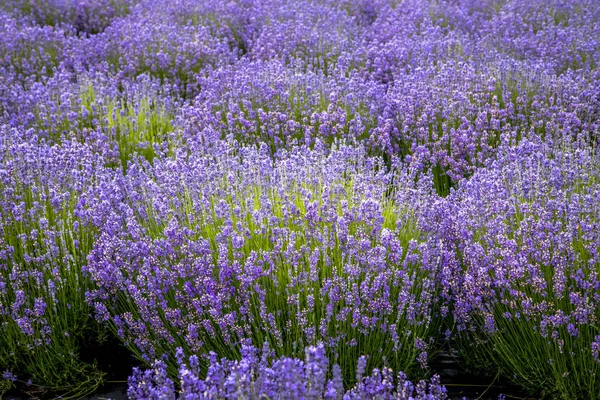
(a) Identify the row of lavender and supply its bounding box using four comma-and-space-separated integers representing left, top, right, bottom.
3, 0, 598, 190
0, 0, 599, 399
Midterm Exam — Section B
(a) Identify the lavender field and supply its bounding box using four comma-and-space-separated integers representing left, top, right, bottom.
0, 0, 599, 399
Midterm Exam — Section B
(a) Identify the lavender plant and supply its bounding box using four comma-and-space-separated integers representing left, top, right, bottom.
3, 0, 137, 35
0, 11, 72, 84
127, 343, 448, 400
374, 59, 599, 195
247, 0, 359, 74
2, 70, 176, 170
85, 140, 447, 384
78, 11, 235, 99
441, 139, 600, 398
482, 0, 600, 74
0, 129, 108, 397
143, 0, 262, 56
180, 59, 380, 153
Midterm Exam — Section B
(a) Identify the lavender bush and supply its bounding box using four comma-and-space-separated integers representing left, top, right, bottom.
127, 343, 448, 400
0, 128, 108, 397
77, 11, 236, 99
2, 70, 176, 169
2, 0, 136, 35
179, 59, 381, 153
439, 139, 600, 398
85, 141, 447, 383
0, 11, 73, 84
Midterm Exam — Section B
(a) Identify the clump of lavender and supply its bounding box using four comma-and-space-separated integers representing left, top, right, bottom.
86, 140, 447, 383
180, 59, 380, 153
78, 10, 236, 99
374, 59, 599, 195
127, 343, 448, 400
442, 138, 600, 399
482, 0, 600, 74
132, 0, 262, 57
0, 129, 108, 397
3, 69, 176, 170
2, 0, 137, 35
247, 0, 359, 73
0, 11, 73, 84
